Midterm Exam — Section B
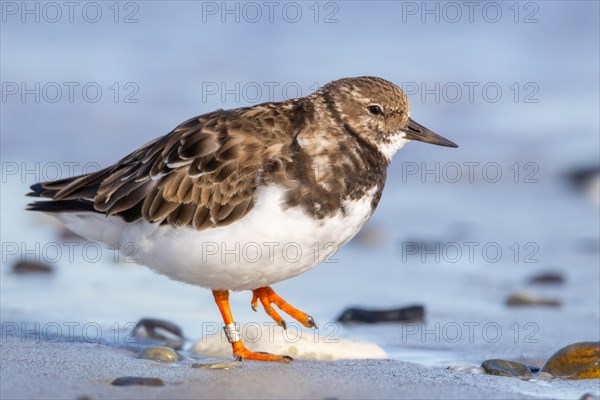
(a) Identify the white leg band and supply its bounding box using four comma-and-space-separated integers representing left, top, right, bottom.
223, 322, 241, 343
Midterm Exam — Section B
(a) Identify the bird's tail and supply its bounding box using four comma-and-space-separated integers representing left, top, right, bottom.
26, 168, 109, 213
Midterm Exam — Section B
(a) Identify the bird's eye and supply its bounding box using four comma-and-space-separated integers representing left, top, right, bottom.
367, 104, 384, 116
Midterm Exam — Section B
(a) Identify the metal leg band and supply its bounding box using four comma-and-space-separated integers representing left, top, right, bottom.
223, 322, 241, 343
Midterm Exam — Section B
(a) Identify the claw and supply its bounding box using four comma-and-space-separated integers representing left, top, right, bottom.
251, 294, 258, 312
252, 286, 315, 331
233, 343, 292, 362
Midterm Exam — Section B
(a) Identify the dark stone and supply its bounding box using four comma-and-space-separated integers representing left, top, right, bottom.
580, 393, 600, 400
566, 166, 599, 190
12, 261, 53, 274
528, 272, 565, 285
337, 305, 424, 323
481, 359, 533, 379
111, 377, 164, 386
133, 318, 184, 350
541, 342, 600, 379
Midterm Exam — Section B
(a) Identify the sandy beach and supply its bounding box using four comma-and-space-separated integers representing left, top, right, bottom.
2, 330, 599, 400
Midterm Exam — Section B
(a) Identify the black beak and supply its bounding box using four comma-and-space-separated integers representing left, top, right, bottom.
402, 118, 458, 148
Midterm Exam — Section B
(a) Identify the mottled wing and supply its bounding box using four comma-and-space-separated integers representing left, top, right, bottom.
31, 108, 291, 230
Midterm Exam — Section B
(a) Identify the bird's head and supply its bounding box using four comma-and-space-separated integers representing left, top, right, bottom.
317, 76, 458, 160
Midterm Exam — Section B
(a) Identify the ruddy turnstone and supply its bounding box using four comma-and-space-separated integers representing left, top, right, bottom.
27, 76, 458, 362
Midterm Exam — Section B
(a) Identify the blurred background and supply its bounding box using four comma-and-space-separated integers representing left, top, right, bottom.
1, 1, 599, 366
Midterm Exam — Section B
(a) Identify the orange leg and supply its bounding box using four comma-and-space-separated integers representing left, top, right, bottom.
212, 290, 291, 362
251, 286, 317, 329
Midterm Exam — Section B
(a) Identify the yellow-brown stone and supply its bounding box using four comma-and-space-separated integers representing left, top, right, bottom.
541, 342, 600, 379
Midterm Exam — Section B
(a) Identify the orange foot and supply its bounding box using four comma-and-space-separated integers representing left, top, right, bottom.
232, 341, 292, 363
212, 289, 293, 363
251, 286, 317, 329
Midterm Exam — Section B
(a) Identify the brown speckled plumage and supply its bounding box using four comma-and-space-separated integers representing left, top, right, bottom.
28, 76, 458, 230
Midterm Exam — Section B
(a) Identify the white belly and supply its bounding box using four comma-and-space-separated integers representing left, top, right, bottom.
57, 185, 377, 291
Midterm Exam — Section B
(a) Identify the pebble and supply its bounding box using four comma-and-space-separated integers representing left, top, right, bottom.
133, 318, 184, 350
528, 271, 565, 285
541, 342, 600, 379
12, 261, 53, 274
192, 362, 241, 370
580, 393, 600, 400
565, 165, 600, 205
337, 305, 425, 323
566, 166, 599, 191
111, 377, 164, 386
138, 346, 178, 363
481, 359, 533, 379
60, 227, 84, 240
532, 372, 554, 381
505, 292, 561, 307
350, 225, 387, 246
447, 365, 486, 374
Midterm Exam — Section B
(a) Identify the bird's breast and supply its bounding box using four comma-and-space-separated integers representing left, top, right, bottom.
134, 184, 379, 290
